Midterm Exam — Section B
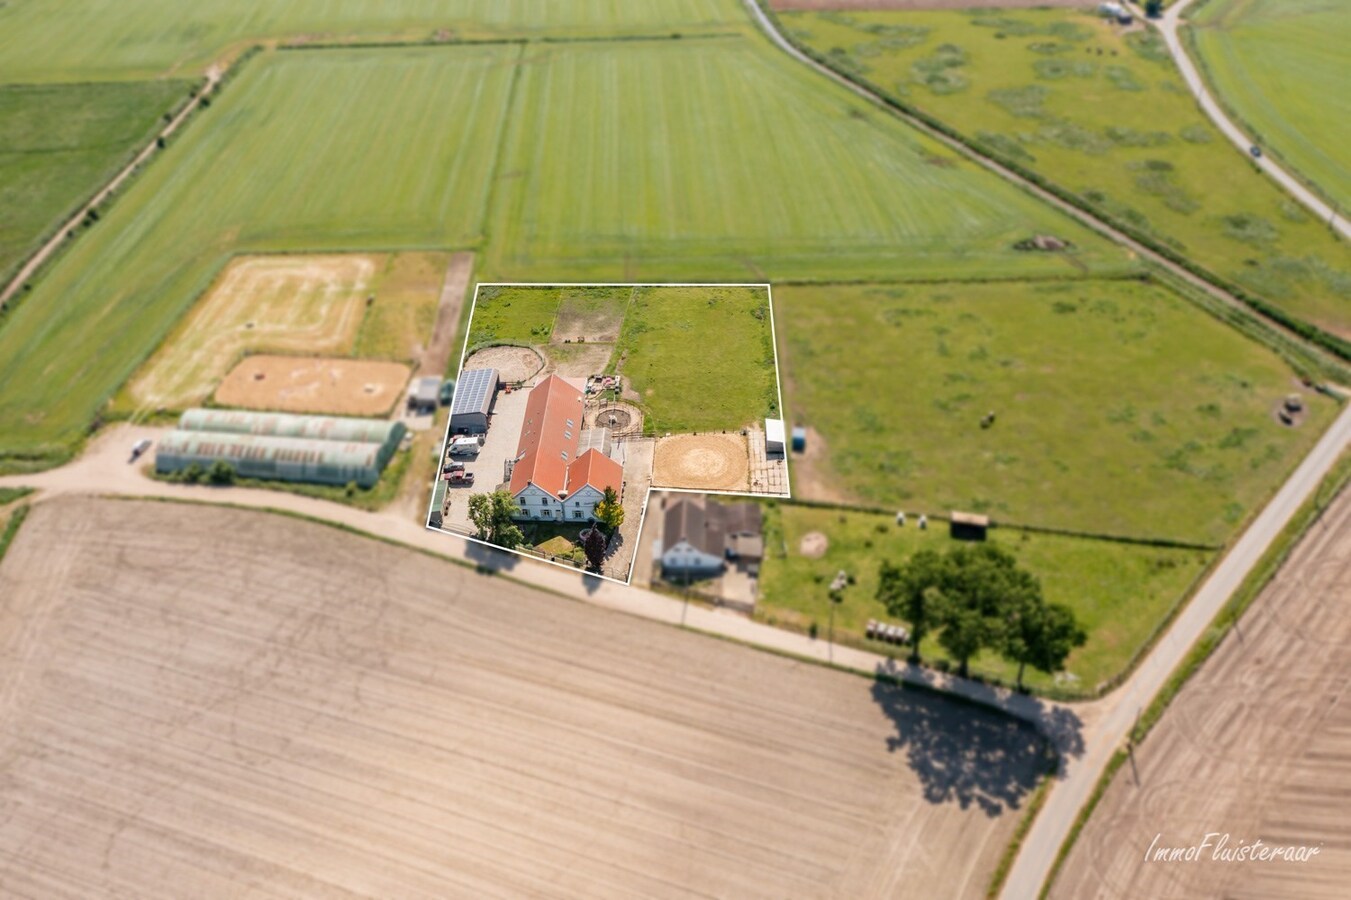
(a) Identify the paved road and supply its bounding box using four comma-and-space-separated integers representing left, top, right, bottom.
1000, 399, 1351, 899
0, 65, 226, 310
1143, 0, 1349, 240
740, 0, 1346, 363
0, 424, 1085, 750
5, 400, 1348, 899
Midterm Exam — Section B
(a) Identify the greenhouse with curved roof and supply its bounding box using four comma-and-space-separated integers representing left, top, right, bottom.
156, 409, 407, 487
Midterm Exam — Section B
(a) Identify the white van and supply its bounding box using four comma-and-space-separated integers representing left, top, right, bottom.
448, 436, 483, 457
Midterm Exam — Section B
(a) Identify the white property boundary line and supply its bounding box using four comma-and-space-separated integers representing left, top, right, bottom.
424, 282, 791, 587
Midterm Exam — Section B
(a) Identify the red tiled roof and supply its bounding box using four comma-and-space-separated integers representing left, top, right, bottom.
509, 375, 585, 498
566, 449, 622, 497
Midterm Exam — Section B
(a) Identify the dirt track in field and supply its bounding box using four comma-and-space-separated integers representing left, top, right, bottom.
0, 499, 1044, 899
653, 432, 751, 492
214, 354, 409, 416
126, 254, 379, 412
1051, 485, 1351, 899
771, 0, 1086, 8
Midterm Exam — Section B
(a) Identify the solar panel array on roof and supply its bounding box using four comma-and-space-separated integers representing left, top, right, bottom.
450, 368, 497, 416
449, 368, 498, 434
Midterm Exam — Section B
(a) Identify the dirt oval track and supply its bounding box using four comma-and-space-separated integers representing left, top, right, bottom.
0, 499, 1044, 899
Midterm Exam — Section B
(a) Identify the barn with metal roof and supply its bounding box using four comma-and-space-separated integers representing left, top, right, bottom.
449, 368, 498, 434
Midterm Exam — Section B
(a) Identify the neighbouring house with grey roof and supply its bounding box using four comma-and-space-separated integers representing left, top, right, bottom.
658, 496, 764, 580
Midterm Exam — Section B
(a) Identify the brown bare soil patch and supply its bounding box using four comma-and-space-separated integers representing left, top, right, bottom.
545, 342, 614, 379
552, 288, 629, 343
463, 345, 544, 384
124, 254, 379, 412
215, 354, 409, 416
654, 433, 751, 492
800, 531, 830, 558
0, 499, 1045, 898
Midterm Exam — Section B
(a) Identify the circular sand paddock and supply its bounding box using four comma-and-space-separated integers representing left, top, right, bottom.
799, 532, 829, 559
652, 433, 750, 492
464, 345, 544, 384
586, 401, 644, 436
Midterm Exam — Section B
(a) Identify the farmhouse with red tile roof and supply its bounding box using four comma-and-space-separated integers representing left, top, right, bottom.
509, 375, 623, 521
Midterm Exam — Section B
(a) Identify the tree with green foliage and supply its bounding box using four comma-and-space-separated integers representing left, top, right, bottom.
207, 460, 235, 485
877, 553, 943, 660
467, 491, 525, 549
886, 543, 1077, 680
594, 486, 624, 532
1004, 596, 1086, 690
581, 527, 608, 573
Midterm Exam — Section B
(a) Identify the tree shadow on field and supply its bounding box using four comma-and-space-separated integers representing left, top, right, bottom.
462, 535, 521, 576
870, 678, 1054, 818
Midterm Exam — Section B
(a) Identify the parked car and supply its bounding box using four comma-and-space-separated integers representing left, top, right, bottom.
445, 470, 475, 487
129, 438, 153, 461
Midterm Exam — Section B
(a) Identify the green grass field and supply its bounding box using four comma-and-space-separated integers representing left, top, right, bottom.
467, 285, 564, 347
352, 252, 447, 362
0, 0, 746, 82
1191, 0, 1351, 212
778, 279, 1337, 544
781, 7, 1351, 338
0, 80, 189, 288
0, 46, 517, 468
615, 286, 777, 432
468, 284, 777, 432
1, 36, 1133, 468
757, 503, 1211, 695
486, 36, 1129, 281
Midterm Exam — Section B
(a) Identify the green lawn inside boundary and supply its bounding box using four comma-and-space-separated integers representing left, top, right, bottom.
616, 286, 778, 432
468, 284, 779, 433
467, 285, 564, 347
757, 502, 1213, 696
486, 35, 1130, 282
0, 45, 518, 468
0, 80, 190, 289
777, 279, 1338, 544
780, 7, 1351, 339
0, 0, 748, 83
1191, 0, 1351, 213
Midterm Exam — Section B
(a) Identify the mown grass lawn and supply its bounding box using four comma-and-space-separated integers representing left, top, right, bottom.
0, 46, 517, 470
781, 7, 1351, 338
0, 80, 190, 287
777, 279, 1338, 544
757, 503, 1212, 696
616, 286, 777, 433
487, 35, 1129, 282
1192, 0, 1351, 213
467, 285, 564, 348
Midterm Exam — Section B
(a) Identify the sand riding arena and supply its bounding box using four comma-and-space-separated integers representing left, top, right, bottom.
653, 432, 751, 492
463, 345, 544, 384
215, 354, 410, 416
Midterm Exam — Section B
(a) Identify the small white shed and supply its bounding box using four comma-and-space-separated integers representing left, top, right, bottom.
765, 418, 786, 456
